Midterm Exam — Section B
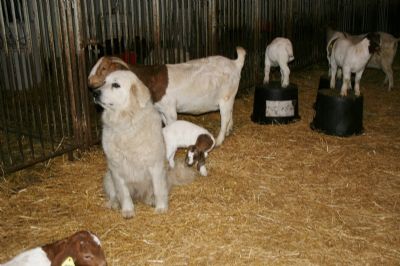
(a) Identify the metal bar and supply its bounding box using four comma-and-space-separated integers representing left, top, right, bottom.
35, 0, 53, 156
152, 0, 160, 64
2, 143, 79, 175
74, 0, 92, 148
21, 0, 47, 159
53, 0, 71, 138
122, 0, 128, 56
0, 1, 15, 164
99, 0, 105, 51
59, 0, 80, 147
6, 0, 25, 163
106, 0, 113, 52
115, 0, 121, 54
46, 0, 66, 140
0, 0, 8, 54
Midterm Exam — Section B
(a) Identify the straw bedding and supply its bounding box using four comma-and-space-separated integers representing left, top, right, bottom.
0, 63, 399, 265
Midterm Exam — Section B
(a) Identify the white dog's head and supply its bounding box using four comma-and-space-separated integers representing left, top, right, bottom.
92, 70, 151, 113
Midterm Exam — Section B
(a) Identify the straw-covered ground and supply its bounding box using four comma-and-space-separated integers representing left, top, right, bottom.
1, 61, 399, 265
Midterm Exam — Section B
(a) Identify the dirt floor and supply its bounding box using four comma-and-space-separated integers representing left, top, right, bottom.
1, 61, 399, 265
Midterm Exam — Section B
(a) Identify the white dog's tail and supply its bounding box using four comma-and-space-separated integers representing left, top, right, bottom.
167, 160, 197, 186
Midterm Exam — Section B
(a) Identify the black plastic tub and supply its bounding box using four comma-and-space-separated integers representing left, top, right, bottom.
251, 81, 300, 124
310, 89, 363, 137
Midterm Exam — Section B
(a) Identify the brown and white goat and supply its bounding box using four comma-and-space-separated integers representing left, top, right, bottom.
1, 231, 107, 266
327, 29, 399, 91
162, 120, 215, 176
329, 32, 381, 96
88, 47, 246, 147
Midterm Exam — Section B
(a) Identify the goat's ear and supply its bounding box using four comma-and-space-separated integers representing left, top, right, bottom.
109, 62, 128, 72
110, 57, 130, 69
130, 80, 151, 108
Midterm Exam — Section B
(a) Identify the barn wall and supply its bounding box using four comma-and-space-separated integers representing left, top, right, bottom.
1, 0, 399, 174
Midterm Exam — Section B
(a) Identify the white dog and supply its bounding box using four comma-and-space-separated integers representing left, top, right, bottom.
92, 70, 193, 218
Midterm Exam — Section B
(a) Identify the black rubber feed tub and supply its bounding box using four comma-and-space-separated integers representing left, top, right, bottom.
310, 89, 363, 137
251, 81, 300, 125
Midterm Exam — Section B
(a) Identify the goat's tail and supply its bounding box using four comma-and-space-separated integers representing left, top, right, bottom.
167, 160, 197, 187
235, 46, 247, 69
286, 44, 295, 62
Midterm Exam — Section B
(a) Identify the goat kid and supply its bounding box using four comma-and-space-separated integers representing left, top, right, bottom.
263, 37, 294, 88
162, 120, 215, 177
327, 29, 399, 91
329, 32, 380, 96
88, 47, 246, 147
1, 231, 107, 266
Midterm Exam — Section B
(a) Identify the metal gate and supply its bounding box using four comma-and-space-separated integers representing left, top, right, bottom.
1, 0, 399, 175
0, 0, 91, 174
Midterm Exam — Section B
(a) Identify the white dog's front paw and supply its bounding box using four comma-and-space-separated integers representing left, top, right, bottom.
121, 209, 135, 219
199, 166, 208, 176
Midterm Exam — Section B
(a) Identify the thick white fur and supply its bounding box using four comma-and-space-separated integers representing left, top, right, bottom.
329, 37, 373, 96
96, 70, 169, 218
263, 37, 294, 88
162, 120, 215, 168
1, 248, 50, 266
156, 47, 246, 147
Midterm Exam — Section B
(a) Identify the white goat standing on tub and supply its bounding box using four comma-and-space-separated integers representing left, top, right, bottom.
263, 37, 294, 88
162, 120, 215, 176
329, 32, 381, 96
327, 28, 400, 91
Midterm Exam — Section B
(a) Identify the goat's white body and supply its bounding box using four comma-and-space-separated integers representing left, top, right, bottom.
162, 120, 214, 169
329, 37, 372, 96
1, 248, 51, 266
155, 47, 246, 146
263, 37, 294, 88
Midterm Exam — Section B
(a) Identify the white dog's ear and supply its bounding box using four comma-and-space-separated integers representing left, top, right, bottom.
130, 80, 151, 108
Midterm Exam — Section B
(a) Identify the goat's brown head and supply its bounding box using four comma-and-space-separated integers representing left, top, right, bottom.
185, 145, 206, 170
367, 32, 381, 54
88, 56, 130, 89
42, 230, 107, 266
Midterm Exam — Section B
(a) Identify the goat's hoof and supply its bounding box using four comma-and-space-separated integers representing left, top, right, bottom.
121, 209, 135, 219
155, 206, 168, 214
215, 138, 223, 147
200, 167, 208, 177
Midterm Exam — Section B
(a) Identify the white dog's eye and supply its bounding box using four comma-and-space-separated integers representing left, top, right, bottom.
112, 82, 120, 88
